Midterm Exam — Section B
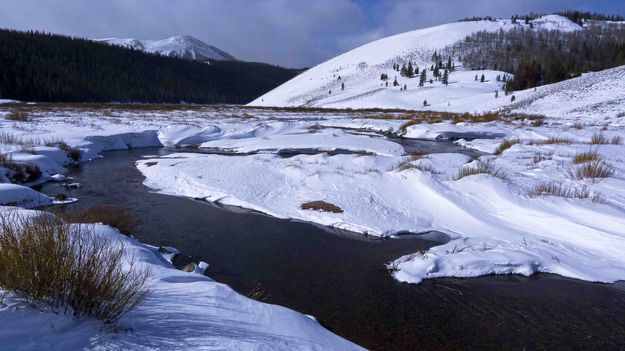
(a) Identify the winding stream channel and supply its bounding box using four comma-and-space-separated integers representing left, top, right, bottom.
40, 145, 625, 351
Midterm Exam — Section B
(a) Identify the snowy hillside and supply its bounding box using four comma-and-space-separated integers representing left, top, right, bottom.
506, 65, 625, 119
250, 15, 582, 109
96, 35, 236, 61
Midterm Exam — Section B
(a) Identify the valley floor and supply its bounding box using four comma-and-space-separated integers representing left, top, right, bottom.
1, 103, 625, 348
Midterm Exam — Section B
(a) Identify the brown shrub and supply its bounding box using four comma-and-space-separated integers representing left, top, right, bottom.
0, 211, 150, 325
60, 205, 138, 235
301, 201, 343, 213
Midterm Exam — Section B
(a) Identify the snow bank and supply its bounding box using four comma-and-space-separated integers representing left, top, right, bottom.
0, 184, 54, 208
136, 120, 625, 285
0, 207, 363, 350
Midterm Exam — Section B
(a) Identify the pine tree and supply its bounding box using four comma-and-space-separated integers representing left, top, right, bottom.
400, 64, 407, 77
403, 84, 407, 90
511, 95, 516, 102
407, 61, 414, 77
475, 74, 478, 81
419, 69, 426, 87
393, 77, 399, 86
341, 82, 345, 90
442, 69, 449, 86
480, 74, 485, 83
446, 56, 452, 70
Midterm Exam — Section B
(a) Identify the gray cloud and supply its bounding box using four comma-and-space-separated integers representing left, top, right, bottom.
0, 0, 623, 68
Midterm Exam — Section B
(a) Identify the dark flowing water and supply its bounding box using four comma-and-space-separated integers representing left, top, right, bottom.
40, 148, 625, 351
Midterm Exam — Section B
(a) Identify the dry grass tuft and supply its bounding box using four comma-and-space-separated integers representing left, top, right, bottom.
246, 283, 271, 302
407, 150, 429, 161
0, 212, 150, 325
301, 201, 343, 213
57, 205, 138, 235
533, 153, 552, 164
590, 133, 622, 145
454, 160, 507, 181
530, 136, 575, 145
569, 161, 615, 180
48, 141, 81, 161
530, 182, 600, 202
4, 112, 30, 122
0, 132, 20, 145
572, 151, 600, 164
494, 139, 519, 155
531, 119, 544, 127
0, 154, 42, 183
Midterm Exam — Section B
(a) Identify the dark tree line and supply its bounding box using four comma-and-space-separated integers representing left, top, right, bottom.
445, 23, 625, 91
556, 10, 625, 25
0, 29, 300, 104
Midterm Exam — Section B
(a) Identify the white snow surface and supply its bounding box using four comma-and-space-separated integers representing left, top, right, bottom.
1, 100, 625, 287
0, 207, 363, 351
250, 15, 583, 110
95, 35, 236, 61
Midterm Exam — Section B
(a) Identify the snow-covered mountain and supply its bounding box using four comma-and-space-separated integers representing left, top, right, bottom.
250, 15, 583, 109
95, 35, 236, 61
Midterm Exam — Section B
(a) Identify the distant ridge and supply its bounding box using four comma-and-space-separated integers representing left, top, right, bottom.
95, 35, 236, 61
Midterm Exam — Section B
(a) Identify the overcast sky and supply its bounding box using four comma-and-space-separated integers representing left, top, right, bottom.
1, 0, 624, 68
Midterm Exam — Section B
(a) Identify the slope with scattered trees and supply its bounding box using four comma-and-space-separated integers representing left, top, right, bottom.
556, 10, 625, 25
445, 22, 625, 91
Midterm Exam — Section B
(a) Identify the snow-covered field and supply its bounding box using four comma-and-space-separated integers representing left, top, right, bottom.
1, 95, 624, 285
0, 94, 624, 347
249, 15, 587, 112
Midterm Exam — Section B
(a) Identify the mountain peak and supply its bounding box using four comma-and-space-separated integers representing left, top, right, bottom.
95, 35, 236, 61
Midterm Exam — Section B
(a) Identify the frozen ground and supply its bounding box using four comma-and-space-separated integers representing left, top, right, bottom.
0, 207, 363, 351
